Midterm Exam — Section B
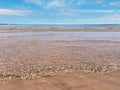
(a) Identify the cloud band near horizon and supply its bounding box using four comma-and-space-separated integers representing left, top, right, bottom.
0, 8, 31, 16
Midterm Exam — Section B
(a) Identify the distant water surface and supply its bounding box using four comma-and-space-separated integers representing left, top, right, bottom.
0, 24, 120, 42
0, 24, 120, 29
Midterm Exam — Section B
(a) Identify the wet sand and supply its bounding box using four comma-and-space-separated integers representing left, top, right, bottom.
0, 27, 120, 33
0, 72, 120, 90
0, 27, 120, 89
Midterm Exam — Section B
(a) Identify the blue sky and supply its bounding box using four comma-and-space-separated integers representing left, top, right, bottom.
0, 0, 120, 24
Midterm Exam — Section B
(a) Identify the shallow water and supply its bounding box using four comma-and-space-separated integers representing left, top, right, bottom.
0, 24, 120, 29
0, 24, 120, 42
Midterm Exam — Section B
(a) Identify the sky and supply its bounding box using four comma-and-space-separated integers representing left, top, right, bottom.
0, 0, 120, 24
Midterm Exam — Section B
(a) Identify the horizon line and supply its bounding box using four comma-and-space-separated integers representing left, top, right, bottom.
0, 23, 120, 25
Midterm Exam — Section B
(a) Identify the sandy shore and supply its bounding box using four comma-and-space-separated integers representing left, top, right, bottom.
0, 27, 120, 89
0, 72, 120, 90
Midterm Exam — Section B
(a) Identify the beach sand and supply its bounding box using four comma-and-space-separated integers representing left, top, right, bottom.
0, 27, 120, 90
0, 72, 120, 90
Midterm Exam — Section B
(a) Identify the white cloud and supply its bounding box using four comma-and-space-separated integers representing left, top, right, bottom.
23, 0, 106, 9
24, 0, 86, 9
45, 0, 66, 9
102, 14, 120, 21
73, 0, 86, 5
71, 10, 114, 13
109, 1, 120, 6
58, 9, 118, 16
89, 14, 120, 22
96, 0, 104, 4
45, 0, 87, 9
73, 13, 120, 24
76, 0, 105, 5
0, 8, 31, 16
24, 0, 42, 5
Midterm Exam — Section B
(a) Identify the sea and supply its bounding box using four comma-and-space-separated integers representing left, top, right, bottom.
0, 24, 120, 29
0, 24, 120, 42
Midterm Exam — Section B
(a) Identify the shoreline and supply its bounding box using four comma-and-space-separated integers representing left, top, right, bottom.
0, 71, 120, 90
0, 63, 120, 80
